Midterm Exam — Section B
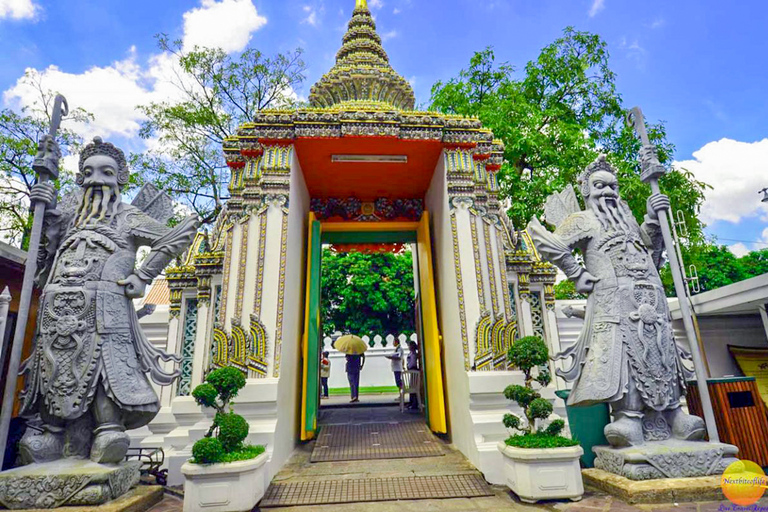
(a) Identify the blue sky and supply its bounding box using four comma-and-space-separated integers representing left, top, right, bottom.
1, 0, 767, 252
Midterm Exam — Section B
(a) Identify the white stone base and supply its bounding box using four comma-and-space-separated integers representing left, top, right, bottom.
182, 452, 269, 512
497, 442, 584, 503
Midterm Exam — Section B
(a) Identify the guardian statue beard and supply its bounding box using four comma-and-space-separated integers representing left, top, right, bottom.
528, 155, 705, 448
17, 137, 199, 465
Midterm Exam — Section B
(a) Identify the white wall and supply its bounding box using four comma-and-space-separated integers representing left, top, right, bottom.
269, 150, 309, 479
425, 154, 476, 463
674, 314, 768, 378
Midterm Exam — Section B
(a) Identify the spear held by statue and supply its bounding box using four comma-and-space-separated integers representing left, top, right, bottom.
0, 95, 68, 469
625, 106, 719, 443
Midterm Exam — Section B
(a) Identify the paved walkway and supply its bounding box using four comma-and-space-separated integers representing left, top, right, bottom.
145, 405, 767, 511
147, 485, 768, 512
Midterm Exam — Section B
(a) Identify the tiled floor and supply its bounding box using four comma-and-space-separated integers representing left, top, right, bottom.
310, 421, 444, 462
318, 402, 423, 424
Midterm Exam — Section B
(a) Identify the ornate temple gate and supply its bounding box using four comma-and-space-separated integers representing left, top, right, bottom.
160, 0, 565, 486
300, 214, 446, 440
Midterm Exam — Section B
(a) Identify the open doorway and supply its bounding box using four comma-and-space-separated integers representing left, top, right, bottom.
300, 214, 447, 441
319, 243, 423, 418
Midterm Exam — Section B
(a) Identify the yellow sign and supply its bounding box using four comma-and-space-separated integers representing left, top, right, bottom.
721, 460, 768, 506
729, 347, 768, 407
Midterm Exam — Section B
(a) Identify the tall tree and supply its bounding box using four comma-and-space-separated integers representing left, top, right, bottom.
0, 71, 90, 247
321, 249, 416, 337
134, 36, 306, 224
430, 29, 709, 247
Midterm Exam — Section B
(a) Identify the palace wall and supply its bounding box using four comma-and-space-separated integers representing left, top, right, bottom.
426, 151, 476, 464
269, 151, 309, 478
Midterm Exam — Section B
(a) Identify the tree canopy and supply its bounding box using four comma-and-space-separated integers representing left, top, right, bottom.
132, 36, 306, 224
321, 249, 416, 337
429, 28, 709, 247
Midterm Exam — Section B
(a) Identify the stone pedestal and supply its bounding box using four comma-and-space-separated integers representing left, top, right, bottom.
0, 460, 141, 509
582, 468, 725, 504
593, 440, 738, 481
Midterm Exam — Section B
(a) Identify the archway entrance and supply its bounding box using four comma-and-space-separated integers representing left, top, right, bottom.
300, 213, 447, 441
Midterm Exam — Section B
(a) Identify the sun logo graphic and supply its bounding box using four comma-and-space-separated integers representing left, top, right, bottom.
721, 460, 768, 506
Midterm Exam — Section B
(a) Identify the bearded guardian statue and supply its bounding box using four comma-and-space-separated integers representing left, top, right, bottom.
17, 136, 199, 465
527, 155, 705, 448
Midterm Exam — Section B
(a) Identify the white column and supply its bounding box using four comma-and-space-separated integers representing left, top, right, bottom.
544, 305, 565, 389
519, 291, 534, 337
191, 302, 210, 387
454, 204, 482, 369
0, 287, 11, 369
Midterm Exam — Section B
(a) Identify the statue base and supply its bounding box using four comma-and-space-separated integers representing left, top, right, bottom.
0, 459, 141, 509
582, 468, 726, 504
593, 440, 738, 481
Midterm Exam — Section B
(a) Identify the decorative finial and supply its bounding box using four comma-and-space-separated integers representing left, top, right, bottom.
355, 0, 368, 10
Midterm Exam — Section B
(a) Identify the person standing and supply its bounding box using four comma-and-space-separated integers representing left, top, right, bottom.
384, 338, 404, 390
345, 353, 365, 403
320, 351, 331, 399
406, 341, 420, 410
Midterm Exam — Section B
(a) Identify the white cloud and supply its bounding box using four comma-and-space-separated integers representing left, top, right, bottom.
649, 17, 665, 29
393, 7, 401, 14
4, 51, 154, 140
618, 36, 646, 68
732, 229, 768, 255
0, 0, 39, 20
3, 0, 268, 142
674, 138, 768, 225
381, 29, 398, 41
302, 5, 319, 26
588, 0, 605, 17
729, 243, 750, 258
369, 0, 384, 9
182, 0, 266, 53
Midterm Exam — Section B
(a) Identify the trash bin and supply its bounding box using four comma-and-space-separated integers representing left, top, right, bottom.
554, 389, 610, 468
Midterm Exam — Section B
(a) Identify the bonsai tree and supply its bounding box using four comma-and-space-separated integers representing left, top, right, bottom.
502, 336, 578, 449
190, 367, 265, 463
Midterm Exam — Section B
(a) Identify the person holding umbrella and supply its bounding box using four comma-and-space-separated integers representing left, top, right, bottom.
335, 334, 368, 403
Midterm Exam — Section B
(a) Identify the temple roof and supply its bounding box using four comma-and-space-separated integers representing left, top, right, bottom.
308, 0, 415, 111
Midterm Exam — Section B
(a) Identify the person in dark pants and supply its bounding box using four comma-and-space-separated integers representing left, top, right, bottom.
345, 353, 365, 403
406, 341, 420, 410
320, 351, 330, 399
385, 338, 404, 390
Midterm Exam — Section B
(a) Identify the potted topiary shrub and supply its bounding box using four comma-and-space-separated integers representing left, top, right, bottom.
181, 367, 268, 512
497, 336, 584, 503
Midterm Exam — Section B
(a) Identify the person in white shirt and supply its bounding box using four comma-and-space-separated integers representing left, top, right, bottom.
384, 338, 404, 390
320, 351, 331, 399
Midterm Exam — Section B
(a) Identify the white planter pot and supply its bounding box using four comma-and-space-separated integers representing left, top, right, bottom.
497, 441, 584, 503
181, 452, 268, 512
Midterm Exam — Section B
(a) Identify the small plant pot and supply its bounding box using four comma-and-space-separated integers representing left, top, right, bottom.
497, 442, 584, 503
181, 452, 268, 512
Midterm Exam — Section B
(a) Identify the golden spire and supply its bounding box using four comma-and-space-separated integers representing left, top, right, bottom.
309, 0, 415, 110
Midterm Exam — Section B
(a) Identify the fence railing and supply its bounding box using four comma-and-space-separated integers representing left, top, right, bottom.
322, 332, 418, 349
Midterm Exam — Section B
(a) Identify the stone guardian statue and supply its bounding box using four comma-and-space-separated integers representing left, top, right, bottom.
528, 155, 705, 447
0, 136, 199, 509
